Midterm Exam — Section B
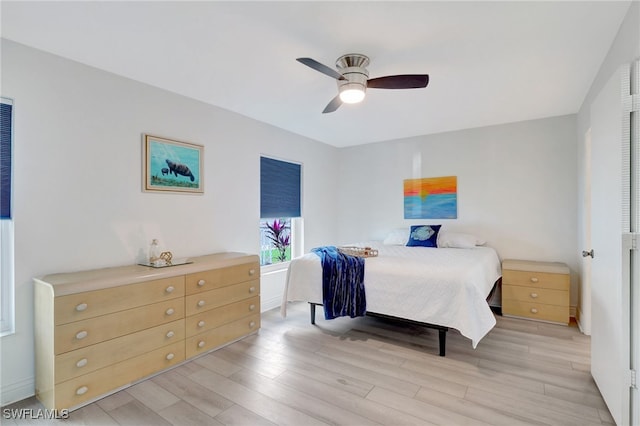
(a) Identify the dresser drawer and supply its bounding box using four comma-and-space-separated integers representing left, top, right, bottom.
186, 296, 259, 337
502, 285, 569, 307
502, 269, 569, 290
503, 300, 569, 324
55, 299, 185, 354
53, 340, 184, 410
186, 313, 260, 358
185, 262, 259, 294
185, 280, 259, 316
55, 319, 184, 383
55, 276, 185, 325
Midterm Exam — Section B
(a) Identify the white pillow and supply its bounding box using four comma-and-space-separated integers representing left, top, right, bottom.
383, 228, 409, 245
437, 232, 485, 248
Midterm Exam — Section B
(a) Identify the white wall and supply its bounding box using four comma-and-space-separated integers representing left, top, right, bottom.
575, 1, 640, 332
0, 39, 340, 405
337, 115, 579, 298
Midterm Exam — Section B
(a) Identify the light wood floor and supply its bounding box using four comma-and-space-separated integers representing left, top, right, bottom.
4, 302, 614, 425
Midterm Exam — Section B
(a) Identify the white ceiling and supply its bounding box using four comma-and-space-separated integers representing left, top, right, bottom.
0, 1, 632, 147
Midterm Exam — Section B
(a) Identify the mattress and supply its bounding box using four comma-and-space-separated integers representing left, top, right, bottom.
282, 242, 502, 348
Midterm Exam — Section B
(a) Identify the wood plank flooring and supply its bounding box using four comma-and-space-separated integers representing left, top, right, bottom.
3, 302, 615, 425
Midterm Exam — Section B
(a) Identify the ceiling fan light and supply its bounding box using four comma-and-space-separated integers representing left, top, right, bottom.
339, 85, 366, 104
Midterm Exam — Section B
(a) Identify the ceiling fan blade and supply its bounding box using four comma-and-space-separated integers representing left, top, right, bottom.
367, 74, 429, 89
297, 57, 346, 81
322, 95, 342, 114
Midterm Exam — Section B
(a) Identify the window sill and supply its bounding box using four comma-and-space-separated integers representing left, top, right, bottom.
260, 261, 291, 275
0, 328, 15, 338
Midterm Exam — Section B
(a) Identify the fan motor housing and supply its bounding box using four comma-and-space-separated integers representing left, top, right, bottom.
336, 54, 369, 94
336, 53, 370, 69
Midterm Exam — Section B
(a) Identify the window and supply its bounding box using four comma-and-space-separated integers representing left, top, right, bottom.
1, 97, 14, 336
0, 221, 13, 336
260, 218, 292, 264
260, 156, 302, 267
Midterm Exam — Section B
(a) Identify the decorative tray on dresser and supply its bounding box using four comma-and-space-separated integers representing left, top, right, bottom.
501, 259, 570, 325
34, 252, 259, 411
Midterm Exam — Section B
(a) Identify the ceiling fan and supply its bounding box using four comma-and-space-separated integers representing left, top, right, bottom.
296, 53, 429, 113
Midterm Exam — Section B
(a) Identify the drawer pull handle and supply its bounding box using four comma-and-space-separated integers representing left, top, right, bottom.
530, 308, 538, 314
165, 308, 175, 316
530, 293, 538, 298
198, 320, 205, 327
249, 304, 256, 311
75, 330, 88, 340
76, 386, 88, 396
249, 286, 256, 293
75, 303, 88, 312
165, 286, 175, 293
76, 358, 88, 368
249, 269, 256, 275
249, 321, 256, 328
198, 279, 206, 287
530, 277, 539, 283
198, 340, 205, 348
198, 300, 206, 307
166, 353, 175, 361
166, 331, 175, 338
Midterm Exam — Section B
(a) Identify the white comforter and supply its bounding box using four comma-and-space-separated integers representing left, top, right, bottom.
282, 242, 502, 348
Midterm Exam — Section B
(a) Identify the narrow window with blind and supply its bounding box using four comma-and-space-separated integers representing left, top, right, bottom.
260, 156, 302, 267
1, 97, 14, 336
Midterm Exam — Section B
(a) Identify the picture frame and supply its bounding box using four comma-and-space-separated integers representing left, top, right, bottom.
403, 176, 457, 219
143, 134, 204, 194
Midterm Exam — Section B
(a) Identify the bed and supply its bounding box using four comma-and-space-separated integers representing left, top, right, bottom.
281, 239, 502, 356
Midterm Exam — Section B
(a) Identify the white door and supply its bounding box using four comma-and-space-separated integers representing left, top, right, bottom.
590, 64, 632, 426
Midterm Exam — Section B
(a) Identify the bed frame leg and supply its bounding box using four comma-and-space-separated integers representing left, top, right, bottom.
308, 304, 448, 357
439, 329, 446, 356
309, 303, 316, 325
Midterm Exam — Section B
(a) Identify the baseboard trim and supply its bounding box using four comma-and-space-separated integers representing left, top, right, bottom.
575, 306, 591, 335
260, 294, 281, 313
1, 376, 34, 407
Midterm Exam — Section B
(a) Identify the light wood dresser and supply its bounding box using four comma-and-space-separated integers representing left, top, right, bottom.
34, 252, 259, 411
501, 259, 570, 325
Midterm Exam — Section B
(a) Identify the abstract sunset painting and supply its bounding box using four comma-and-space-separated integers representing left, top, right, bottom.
404, 176, 457, 219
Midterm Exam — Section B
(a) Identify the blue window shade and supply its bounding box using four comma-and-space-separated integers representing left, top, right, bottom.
260, 157, 301, 218
0, 100, 12, 220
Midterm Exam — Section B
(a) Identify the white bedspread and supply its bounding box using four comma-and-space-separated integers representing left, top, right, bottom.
282, 242, 502, 348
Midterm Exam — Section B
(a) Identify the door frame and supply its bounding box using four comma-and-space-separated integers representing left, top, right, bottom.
578, 128, 592, 335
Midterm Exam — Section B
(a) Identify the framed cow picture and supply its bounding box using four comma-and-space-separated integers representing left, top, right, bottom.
142, 134, 204, 194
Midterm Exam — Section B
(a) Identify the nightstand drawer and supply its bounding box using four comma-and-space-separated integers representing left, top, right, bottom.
502, 269, 569, 290
502, 285, 569, 306
503, 300, 569, 324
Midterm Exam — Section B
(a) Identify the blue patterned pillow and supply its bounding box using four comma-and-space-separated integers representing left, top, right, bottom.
406, 225, 441, 247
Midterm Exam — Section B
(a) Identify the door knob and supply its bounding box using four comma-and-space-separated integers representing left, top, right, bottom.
582, 249, 594, 258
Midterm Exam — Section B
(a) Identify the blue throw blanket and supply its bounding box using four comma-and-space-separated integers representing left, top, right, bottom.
311, 246, 366, 320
